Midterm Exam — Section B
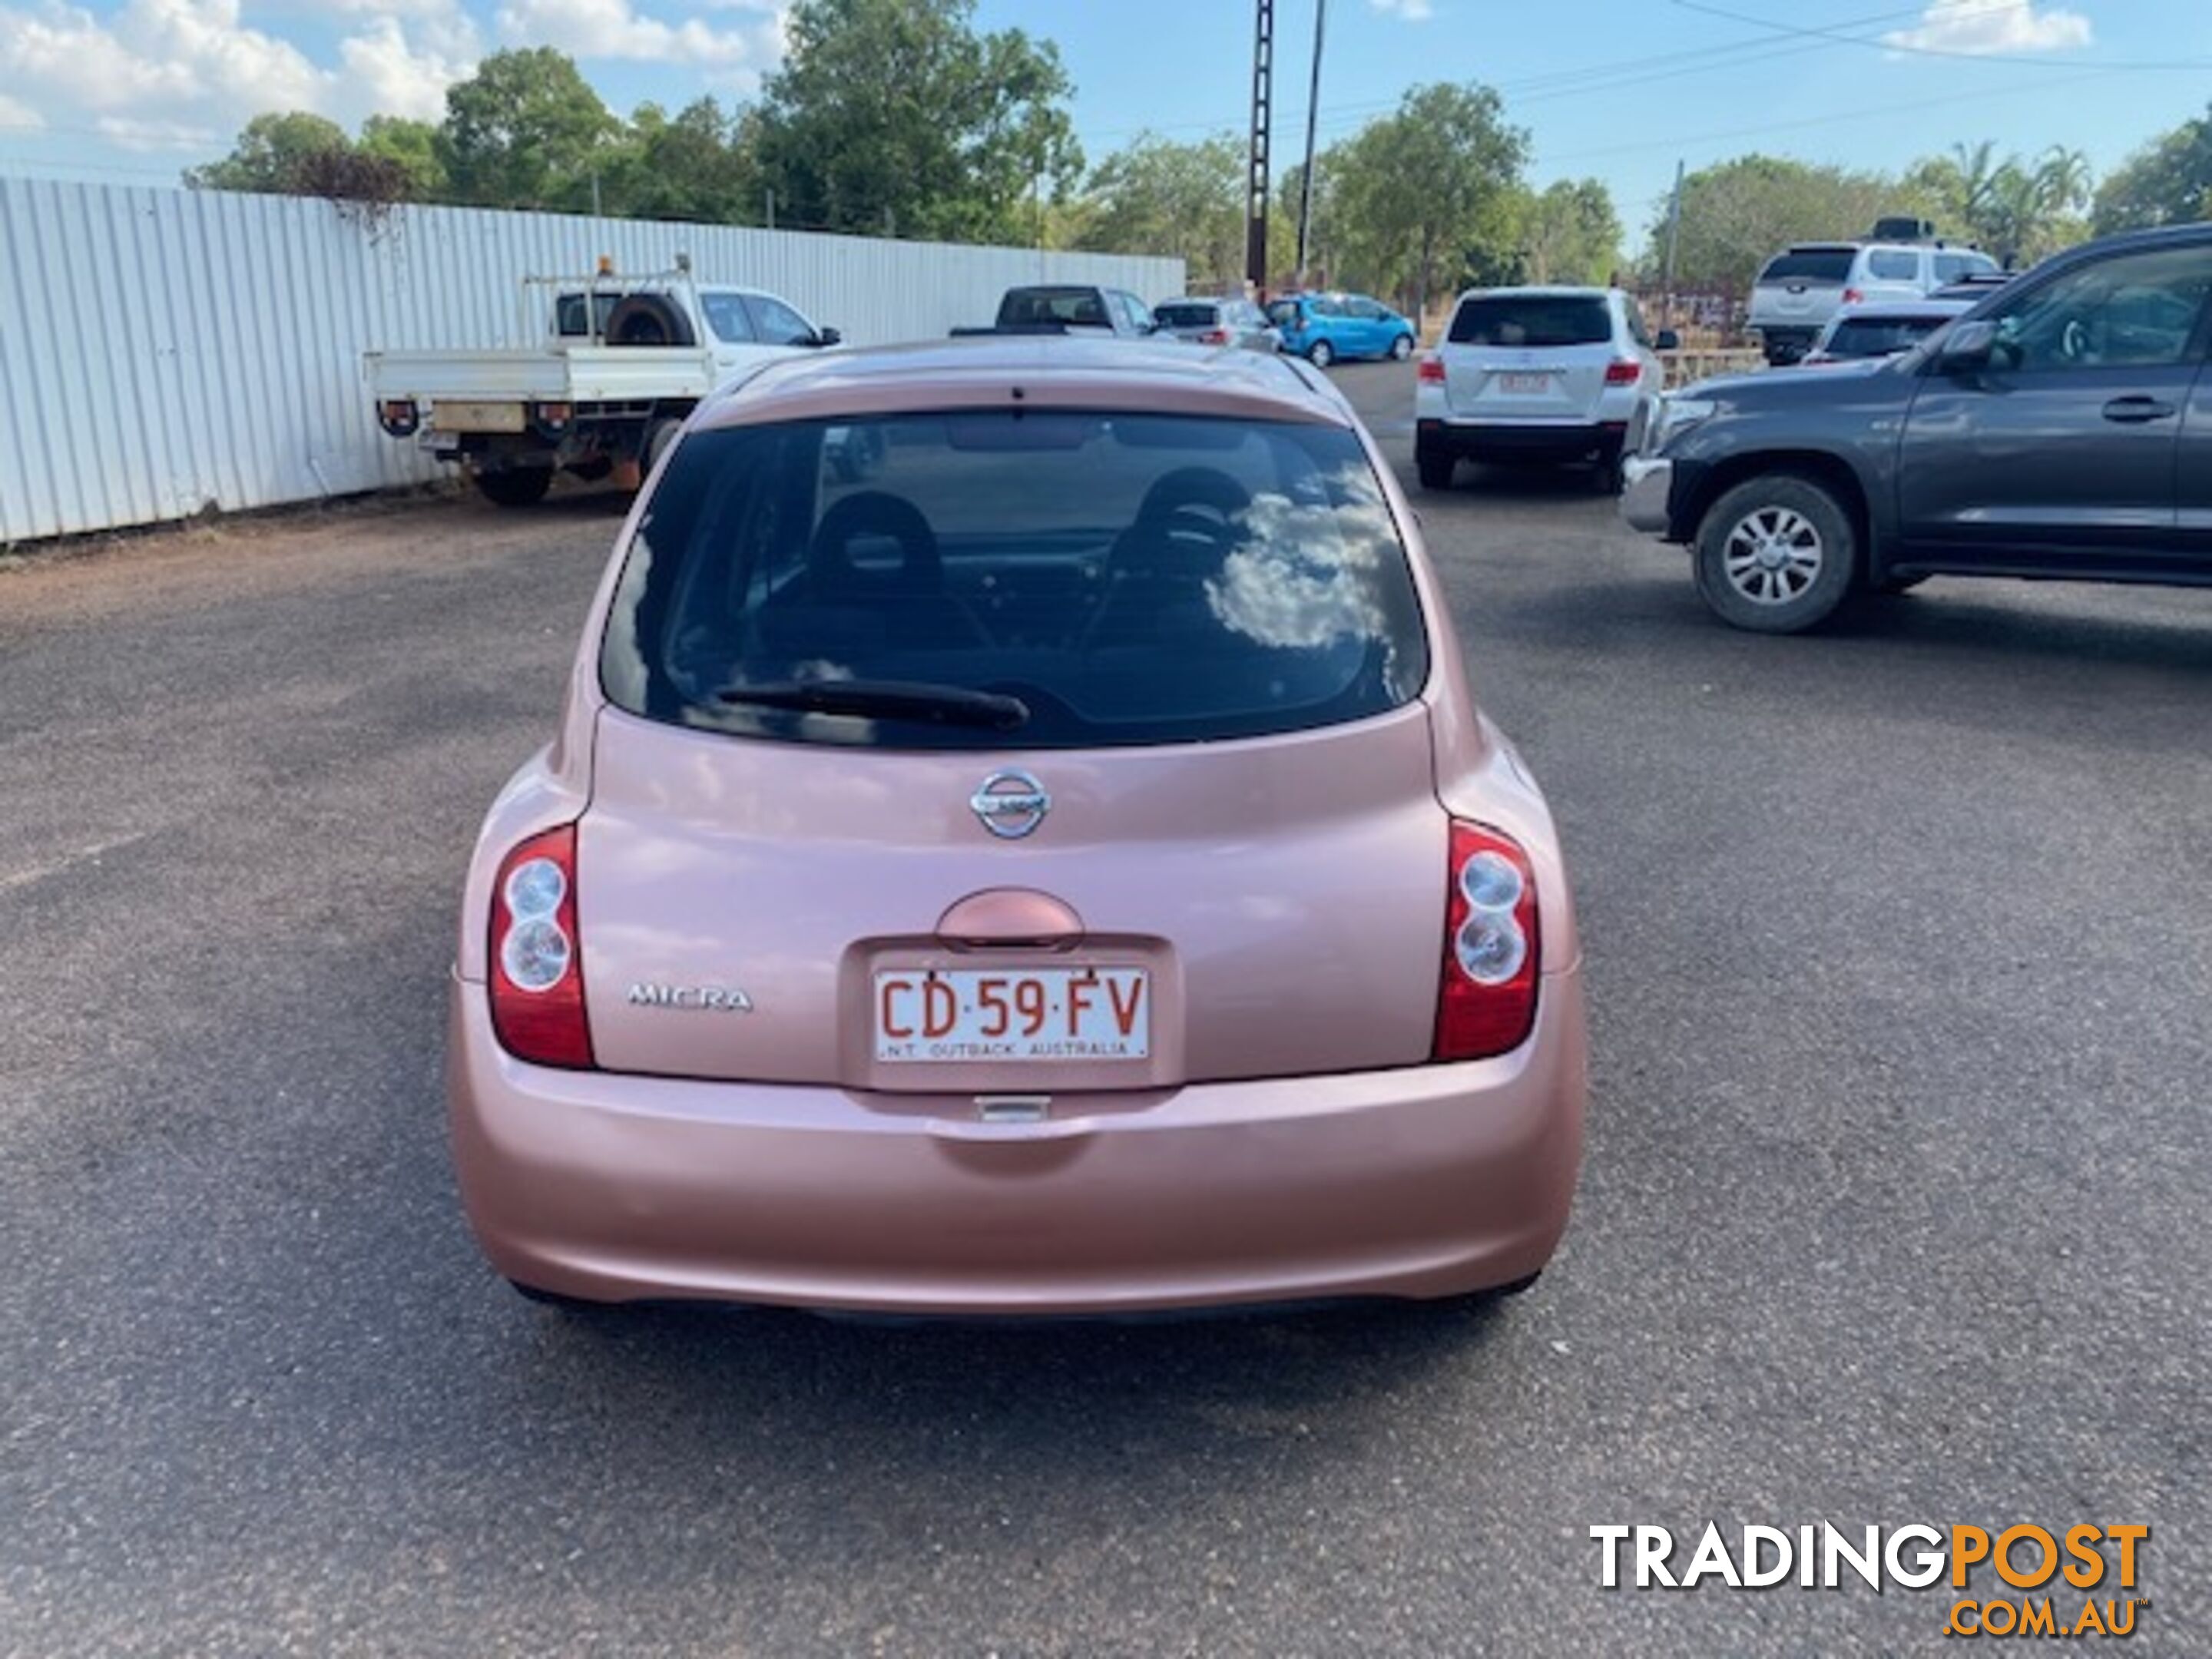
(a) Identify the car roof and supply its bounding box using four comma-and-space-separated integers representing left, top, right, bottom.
695, 336, 1349, 431
1453, 285, 1616, 302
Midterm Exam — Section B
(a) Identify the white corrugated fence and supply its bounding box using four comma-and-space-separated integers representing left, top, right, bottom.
0, 177, 1184, 545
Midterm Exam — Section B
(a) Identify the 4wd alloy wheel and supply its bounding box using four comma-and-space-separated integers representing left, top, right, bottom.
1722, 505, 1823, 604
1692, 474, 1857, 633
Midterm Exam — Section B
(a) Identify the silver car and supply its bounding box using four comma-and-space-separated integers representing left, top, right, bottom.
1151, 296, 1282, 353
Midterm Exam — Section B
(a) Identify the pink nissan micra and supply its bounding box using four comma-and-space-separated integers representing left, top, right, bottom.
448, 336, 1586, 1315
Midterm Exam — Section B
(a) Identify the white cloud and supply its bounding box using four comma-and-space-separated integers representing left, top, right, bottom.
0, 0, 481, 147
495, 0, 786, 78
1367, 0, 1433, 18
0, 91, 43, 130
1882, 1, 2091, 55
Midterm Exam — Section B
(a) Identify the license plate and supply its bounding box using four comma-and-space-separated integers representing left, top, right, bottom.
431, 400, 528, 433
873, 968, 1149, 1063
1498, 373, 1552, 395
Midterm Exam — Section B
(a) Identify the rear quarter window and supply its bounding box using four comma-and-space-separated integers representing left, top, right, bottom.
1449, 296, 1611, 347
1863, 250, 1921, 281
601, 412, 1430, 751
1155, 303, 1220, 328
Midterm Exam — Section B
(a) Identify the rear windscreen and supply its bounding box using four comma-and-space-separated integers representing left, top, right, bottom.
1448, 296, 1611, 347
1759, 249, 1855, 284
1000, 289, 1108, 326
601, 412, 1429, 751
1154, 303, 1221, 328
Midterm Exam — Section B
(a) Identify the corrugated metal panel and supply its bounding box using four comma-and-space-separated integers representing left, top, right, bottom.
0, 178, 1184, 544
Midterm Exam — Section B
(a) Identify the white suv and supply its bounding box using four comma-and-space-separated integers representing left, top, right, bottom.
1748, 241, 2000, 365
1415, 286, 1674, 494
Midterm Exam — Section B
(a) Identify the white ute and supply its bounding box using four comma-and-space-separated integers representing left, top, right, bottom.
365, 259, 839, 505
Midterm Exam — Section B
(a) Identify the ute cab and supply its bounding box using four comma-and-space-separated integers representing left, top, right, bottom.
448, 336, 1585, 1315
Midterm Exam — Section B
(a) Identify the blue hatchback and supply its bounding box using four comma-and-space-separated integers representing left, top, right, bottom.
1266, 292, 1418, 367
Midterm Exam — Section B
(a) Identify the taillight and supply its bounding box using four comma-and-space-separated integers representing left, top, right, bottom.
1842, 286, 1865, 305
1604, 359, 1641, 386
378, 398, 419, 437
489, 824, 594, 1069
531, 401, 573, 435
1201, 329, 1230, 345
1433, 822, 1540, 1061
1417, 354, 1446, 384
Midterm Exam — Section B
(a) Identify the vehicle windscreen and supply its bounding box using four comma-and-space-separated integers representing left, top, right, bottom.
601, 412, 1429, 752
1758, 249, 1855, 284
1823, 315, 1951, 357
1448, 296, 1610, 348
1000, 288, 1109, 327
1154, 303, 1223, 329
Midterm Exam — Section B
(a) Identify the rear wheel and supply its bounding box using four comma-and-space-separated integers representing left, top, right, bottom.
1389, 332, 1414, 362
1591, 445, 1627, 496
1308, 338, 1335, 369
1693, 474, 1858, 634
474, 467, 552, 508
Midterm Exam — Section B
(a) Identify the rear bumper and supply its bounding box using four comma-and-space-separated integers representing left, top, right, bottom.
1417, 418, 1625, 463
447, 968, 1587, 1314
1621, 455, 1674, 535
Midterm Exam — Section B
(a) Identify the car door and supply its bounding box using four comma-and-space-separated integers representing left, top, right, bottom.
695, 290, 765, 379
1895, 240, 2212, 569
1344, 296, 1388, 357
742, 291, 826, 359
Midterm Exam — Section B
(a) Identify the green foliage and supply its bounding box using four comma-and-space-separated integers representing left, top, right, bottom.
185, 112, 353, 194
435, 48, 618, 213
598, 99, 763, 225
753, 0, 1081, 243
1643, 155, 1899, 296
1319, 83, 1527, 314
1513, 179, 1622, 286
1905, 141, 2089, 266
2094, 104, 2212, 233
358, 117, 447, 200
1078, 133, 1248, 288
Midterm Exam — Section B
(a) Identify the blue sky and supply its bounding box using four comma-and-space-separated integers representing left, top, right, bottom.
2, 1, 2207, 243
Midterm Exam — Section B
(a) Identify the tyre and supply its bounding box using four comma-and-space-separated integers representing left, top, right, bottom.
603, 293, 696, 348
1308, 338, 1335, 369
1417, 449, 1455, 491
474, 467, 553, 508
1693, 473, 1859, 633
1592, 445, 1627, 496
1389, 332, 1414, 362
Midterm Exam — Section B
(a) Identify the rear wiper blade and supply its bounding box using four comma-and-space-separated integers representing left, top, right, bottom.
717, 678, 1030, 730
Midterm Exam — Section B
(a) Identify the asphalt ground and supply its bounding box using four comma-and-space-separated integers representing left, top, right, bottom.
2, 362, 2206, 1656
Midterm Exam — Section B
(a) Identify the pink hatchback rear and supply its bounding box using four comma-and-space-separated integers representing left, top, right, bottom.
449, 339, 1585, 1315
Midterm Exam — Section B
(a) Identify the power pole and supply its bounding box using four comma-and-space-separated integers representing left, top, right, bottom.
1295, 0, 1326, 288
1661, 157, 1686, 331
1245, 0, 1274, 293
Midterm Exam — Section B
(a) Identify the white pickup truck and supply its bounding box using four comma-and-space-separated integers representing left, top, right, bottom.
365, 262, 840, 505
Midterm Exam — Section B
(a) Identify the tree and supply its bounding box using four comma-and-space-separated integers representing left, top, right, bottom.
598, 98, 762, 225
1078, 133, 1247, 287
185, 112, 354, 194
437, 48, 619, 214
1515, 179, 1621, 286
1320, 83, 1526, 318
753, 0, 1080, 243
359, 116, 448, 201
1642, 155, 1896, 301
2094, 104, 2212, 233
1905, 141, 2089, 266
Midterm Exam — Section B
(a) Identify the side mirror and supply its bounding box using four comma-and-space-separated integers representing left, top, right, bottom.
1654, 329, 1681, 352
1937, 319, 1995, 373
812, 326, 843, 349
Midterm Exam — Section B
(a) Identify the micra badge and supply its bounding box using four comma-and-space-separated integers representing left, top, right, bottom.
628, 984, 754, 1012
